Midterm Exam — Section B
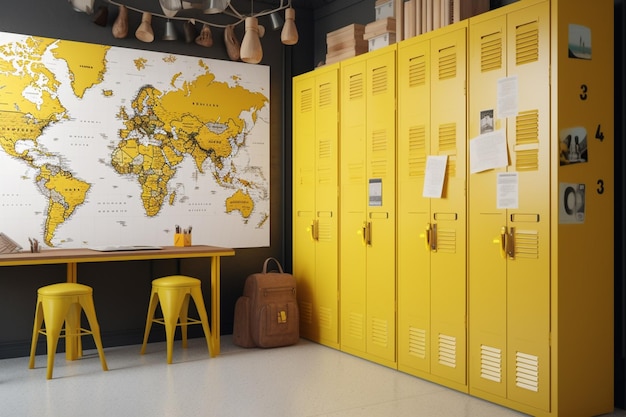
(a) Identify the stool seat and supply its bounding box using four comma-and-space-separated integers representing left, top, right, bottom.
29, 282, 108, 379
141, 275, 213, 363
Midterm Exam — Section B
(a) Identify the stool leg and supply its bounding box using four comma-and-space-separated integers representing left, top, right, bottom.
159, 288, 186, 364
180, 293, 191, 349
141, 291, 159, 355
28, 298, 44, 370
41, 297, 71, 380
190, 287, 213, 357
65, 302, 82, 361
79, 294, 108, 372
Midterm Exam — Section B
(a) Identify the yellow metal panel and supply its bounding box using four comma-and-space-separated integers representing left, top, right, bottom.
340, 57, 368, 354
365, 47, 397, 364
293, 72, 317, 340
428, 24, 468, 386
467, 9, 508, 400
505, 3, 550, 410
397, 35, 432, 374
314, 65, 340, 347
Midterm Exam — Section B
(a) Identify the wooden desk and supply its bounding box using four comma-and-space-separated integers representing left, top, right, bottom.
0, 245, 235, 357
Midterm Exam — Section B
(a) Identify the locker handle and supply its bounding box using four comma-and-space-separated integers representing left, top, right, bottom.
425, 223, 431, 251
506, 226, 515, 259
430, 223, 437, 251
311, 220, 320, 241
363, 221, 372, 246
310, 220, 316, 241
500, 227, 507, 259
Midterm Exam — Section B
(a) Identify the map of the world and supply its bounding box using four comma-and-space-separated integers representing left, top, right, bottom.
0, 32, 270, 249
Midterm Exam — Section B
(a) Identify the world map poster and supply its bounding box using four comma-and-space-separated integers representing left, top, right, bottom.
0, 32, 270, 249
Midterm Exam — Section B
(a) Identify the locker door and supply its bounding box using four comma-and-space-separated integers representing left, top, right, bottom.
365, 48, 396, 364
429, 25, 468, 386
293, 73, 317, 340
314, 67, 340, 347
340, 57, 368, 354
505, 3, 550, 410
397, 37, 432, 374
468, 13, 509, 399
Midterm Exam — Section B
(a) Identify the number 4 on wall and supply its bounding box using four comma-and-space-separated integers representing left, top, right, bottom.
595, 124, 605, 141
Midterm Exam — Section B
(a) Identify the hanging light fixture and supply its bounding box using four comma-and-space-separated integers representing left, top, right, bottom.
240, 16, 263, 64
112, 4, 129, 38
159, 0, 181, 17
201, 0, 230, 14
135, 12, 154, 42
82, 0, 299, 64
163, 20, 178, 40
281, 7, 298, 45
269, 12, 284, 31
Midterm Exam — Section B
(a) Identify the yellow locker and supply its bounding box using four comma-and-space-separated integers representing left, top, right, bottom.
340, 46, 397, 368
397, 22, 468, 391
468, 0, 613, 416
293, 64, 340, 349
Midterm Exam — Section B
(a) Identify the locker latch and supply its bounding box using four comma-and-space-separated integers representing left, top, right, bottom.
425, 223, 437, 252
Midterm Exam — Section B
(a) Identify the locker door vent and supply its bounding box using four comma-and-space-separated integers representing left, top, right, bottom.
438, 123, 456, 152
317, 218, 332, 242
516, 21, 539, 66
371, 129, 389, 178
409, 56, 427, 87
480, 345, 503, 383
371, 66, 389, 95
515, 110, 539, 171
318, 139, 332, 185
347, 162, 365, 183
349, 73, 364, 100
515, 351, 539, 392
436, 227, 456, 253
300, 301, 313, 324
319, 305, 333, 330
438, 46, 457, 80
409, 125, 427, 177
408, 327, 427, 358
438, 334, 457, 368
480, 31, 503, 72
349, 312, 365, 340
371, 317, 389, 347
301, 88, 313, 112
319, 82, 332, 107
514, 229, 539, 259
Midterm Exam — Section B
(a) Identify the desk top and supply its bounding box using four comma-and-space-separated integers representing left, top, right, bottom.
0, 245, 235, 267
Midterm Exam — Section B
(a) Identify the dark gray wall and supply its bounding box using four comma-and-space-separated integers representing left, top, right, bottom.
0, 0, 314, 358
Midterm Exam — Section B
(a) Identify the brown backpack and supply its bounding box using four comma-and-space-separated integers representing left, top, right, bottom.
233, 258, 299, 348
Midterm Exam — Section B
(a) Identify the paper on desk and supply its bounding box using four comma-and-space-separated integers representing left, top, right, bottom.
423, 155, 448, 198
469, 130, 508, 174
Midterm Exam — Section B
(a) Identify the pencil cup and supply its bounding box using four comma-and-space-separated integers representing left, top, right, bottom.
174, 233, 192, 247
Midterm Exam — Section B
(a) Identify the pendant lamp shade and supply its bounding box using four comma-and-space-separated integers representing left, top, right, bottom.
159, 0, 182, 17
269, 12, 284, 30
135, 12, 155, 43
240, 16, 263, 64
202, 0, 230, 14
163, 20, 178, 41
281, 7, 298, 45
112, 4, 129, 39
195, 24, 214, 47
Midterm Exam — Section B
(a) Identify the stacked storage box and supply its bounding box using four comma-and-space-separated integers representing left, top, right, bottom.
325, 24, 367, 65
363, 17, 396, 52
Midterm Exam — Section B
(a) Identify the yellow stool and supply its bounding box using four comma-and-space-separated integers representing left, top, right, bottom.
141, 275, 212, 364
28, 283, 108, 379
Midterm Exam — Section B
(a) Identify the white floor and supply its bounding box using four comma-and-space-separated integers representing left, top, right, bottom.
1, 336, 624, 417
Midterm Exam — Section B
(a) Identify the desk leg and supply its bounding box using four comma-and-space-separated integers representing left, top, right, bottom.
210, 256, 220, 356
66, 262, 80, 360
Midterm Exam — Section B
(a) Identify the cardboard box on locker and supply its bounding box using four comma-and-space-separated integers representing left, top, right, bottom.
375, 0, 395, 20
368, 32, 397, 52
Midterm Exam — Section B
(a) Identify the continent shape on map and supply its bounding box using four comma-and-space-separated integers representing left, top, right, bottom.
0, 36, 108, 245
112, 60, 268, 219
